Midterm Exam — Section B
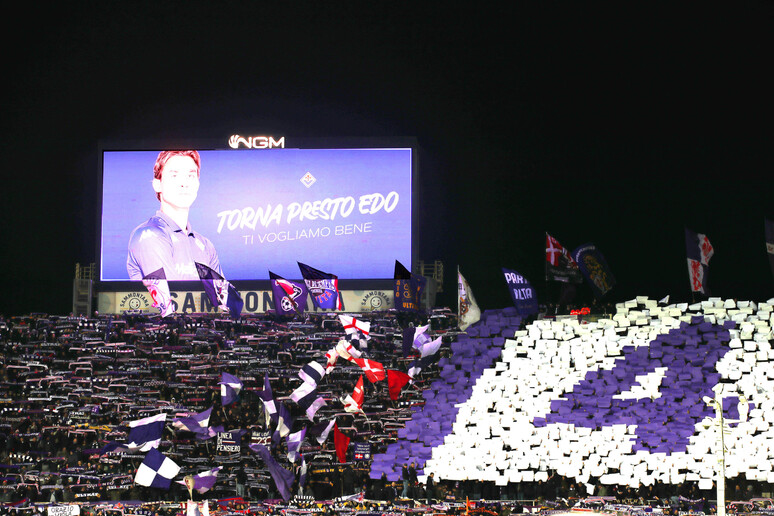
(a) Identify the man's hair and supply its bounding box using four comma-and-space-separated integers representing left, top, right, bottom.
153, 150, 201, 201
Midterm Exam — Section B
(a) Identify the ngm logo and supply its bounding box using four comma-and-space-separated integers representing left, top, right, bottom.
228, 135, 285, 149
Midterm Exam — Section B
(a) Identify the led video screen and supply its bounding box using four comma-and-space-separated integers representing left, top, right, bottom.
100, 147, 413, 282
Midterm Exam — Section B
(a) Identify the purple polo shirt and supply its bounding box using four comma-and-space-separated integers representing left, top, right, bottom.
126, 211, 222, 281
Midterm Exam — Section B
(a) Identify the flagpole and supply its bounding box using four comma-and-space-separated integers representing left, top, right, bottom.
456, 265, 460, 324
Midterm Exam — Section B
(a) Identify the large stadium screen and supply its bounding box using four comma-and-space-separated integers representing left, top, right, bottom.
99, 145, 414, 283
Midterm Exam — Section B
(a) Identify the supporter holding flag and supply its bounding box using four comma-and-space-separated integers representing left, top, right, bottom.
196, 263, 243, 319
134, 448, 181, 489
685, 227, 714, 295
457, 269, 481, 331
219, 372, 243, 406
298, 262, 344, 310
269, 271, 308, 316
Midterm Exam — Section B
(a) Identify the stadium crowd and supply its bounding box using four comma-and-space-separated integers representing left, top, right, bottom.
0, 308, 770, 515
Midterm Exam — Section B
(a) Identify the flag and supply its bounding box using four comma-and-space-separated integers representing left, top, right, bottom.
298, 361, 326, 386
219, 372, 243, 406
685, 228, 714, 294
100, 412, 167, 454
338, 314, 371, 339
297, 262, 344, 310
196, 263, 243, 319
308, 418, 336, 445
126, 413, 167, 451
249, 443, 296, 501
387, 369, 412, 401
216, 429, 246, 453
570, 244, 616, 299
353, 357, 386, 383
299, 456, 308, 487
175, 466, 222, 494
502, 268, 539, 316
334, 422, 351, 463
457, 270, 481, 331
287, 428, 306, 463
410, 326, 443, 358
290, 381, 327, 420
324, 347, 339, 373
766, 218, 774, 281
258, 373, 277, 426
341, 375, 365, 413
407, 324, 430, 353
142, 268, 175, 318
394, 260, 426, 312
272, 403, 293, 444
134, 448, 180, 489
269, 271, 308, 316
545, 233, 583, 283
407, 355, 436, 379
335, 338, 362, 362
173, 407, 213, 439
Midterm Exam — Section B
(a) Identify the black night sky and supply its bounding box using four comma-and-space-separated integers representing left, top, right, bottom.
2, 3, 773, 316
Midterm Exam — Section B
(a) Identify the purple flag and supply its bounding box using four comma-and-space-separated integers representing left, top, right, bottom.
290, 381, 327, 420
502, 268, 539, 316
195, 263, 244, 319
173, 407, 214, 439
134, 448, 180, 489
269, 271, 308, 316
175, 466, 222, 493
258, 373, 277, 426
249, 443, 296, 501
394, 260, 426, 312
308, 418, 335, 445
297, 262, 343, 310
286, 428, 306, 462
219, 372, 243, 406
570, 245, 616, 299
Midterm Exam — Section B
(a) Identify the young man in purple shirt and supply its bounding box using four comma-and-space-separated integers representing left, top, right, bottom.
126, 150, 222, 281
